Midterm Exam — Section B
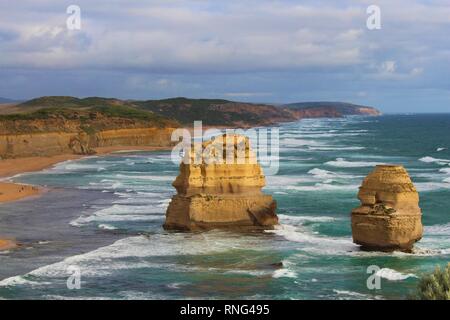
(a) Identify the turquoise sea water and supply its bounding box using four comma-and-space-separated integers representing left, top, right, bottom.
0, 114, 449, 300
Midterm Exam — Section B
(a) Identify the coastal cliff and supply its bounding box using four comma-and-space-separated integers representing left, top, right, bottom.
0, 96, 381, 159
164, 134, 278, 230
283, 102, 381, 119
0, 108, 177, 158
351, 165, 423, 252
0, 128, 176, 158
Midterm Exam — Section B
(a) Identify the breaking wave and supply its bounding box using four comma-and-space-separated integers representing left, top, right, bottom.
325, 158, 385, 168
375, 268, 417, 281
419, 156, 450, 165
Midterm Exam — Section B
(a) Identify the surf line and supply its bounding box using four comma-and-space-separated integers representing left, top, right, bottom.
180, 304, 215, 318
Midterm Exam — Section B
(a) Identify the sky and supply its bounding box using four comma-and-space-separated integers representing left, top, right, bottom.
0, 0, 449, 113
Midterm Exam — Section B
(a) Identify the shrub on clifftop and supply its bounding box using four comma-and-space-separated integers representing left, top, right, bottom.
414, 263, 450, 300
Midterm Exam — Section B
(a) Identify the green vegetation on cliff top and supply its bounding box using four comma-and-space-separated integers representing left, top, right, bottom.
413, 264, 450, 300
283, 101, 380, 115
11, 96, 290, 126
0, 96, 380, 127
0, 105, 165, 122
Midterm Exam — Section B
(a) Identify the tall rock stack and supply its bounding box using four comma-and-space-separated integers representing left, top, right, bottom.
164, 134, 278, 231
351, 165, 423, 252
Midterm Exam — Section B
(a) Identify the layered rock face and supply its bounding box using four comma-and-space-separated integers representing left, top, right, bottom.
164, 134, 278, 230
351, 165, 423, 251
0, 128, 175, 158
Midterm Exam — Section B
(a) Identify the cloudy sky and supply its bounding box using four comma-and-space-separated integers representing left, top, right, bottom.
0, 0, 449, 112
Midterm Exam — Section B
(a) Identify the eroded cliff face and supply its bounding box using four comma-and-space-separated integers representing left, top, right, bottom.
351, 165, 423, 252
0, 128, 175, 158
164, 134, 278, 231
0, 115, 176, 158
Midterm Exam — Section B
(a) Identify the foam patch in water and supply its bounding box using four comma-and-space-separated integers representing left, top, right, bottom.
325, 158, 385, 168
375, 268, 417, 281
419, 156, 450, 165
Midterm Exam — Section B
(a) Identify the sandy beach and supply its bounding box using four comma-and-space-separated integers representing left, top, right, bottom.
0, 239, 18, 251
0, 154, 83, 205
0, 182, 40, 203
0, 146, 172, 204
0, 146, 172, 250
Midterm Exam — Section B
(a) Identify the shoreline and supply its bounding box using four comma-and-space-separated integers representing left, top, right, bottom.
0, 145, 172, 250
0, 145, 172, 204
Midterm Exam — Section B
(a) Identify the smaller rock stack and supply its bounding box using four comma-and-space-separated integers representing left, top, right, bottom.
164, 134, 278, 231
351, 165, 423, 252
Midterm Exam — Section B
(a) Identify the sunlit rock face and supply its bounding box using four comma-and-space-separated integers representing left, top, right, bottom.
351, 165, 423, 252
164, 134, 278, 231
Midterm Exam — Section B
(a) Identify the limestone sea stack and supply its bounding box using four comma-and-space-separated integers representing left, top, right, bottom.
164, 134, 278, 230
351, 165, 423, 252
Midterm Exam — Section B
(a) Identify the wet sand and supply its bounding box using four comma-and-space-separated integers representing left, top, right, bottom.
0, 146, 171, 204
0, 182, 40, 203
0, 146, 172, 250
0, 239, 17, 251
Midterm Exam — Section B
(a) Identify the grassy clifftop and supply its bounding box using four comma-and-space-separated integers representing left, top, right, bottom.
135, 97, 295, 126
283, 101, 381, 116
11, 96, 297, 127
0, 103, 178, 135
0, 96, 381, 134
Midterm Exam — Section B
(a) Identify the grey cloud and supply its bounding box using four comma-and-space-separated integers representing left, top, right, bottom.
0, 0, 449, 112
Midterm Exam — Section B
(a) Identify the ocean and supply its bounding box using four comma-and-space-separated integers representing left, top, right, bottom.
0, 114, 449, 300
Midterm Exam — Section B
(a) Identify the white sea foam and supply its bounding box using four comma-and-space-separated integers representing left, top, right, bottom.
266, 224, 359, 255
71, 214, 163, 226
43, 295, 111, 300
297, 132, 365, 138
325, 158, 385, 168
272, 268, 297, 279
265, 175, 315, 186
439, 168, 450, 174
61, 163, 107, 171
437, 148, 446, 152
308, 168, 335, 178
308, 146, 366, 151
0, 275, 51, 287
70, 204, 165, 226
424, 223, 450, 235
375, 268, 417, 281
419, 156, 450, 165
98, 224, 118, 230
115, 174, 175, 181
0, 233, 274, 288
415, 182, 450, 192
333, 290, 382, 300
278, 214, 336, 224
307, 168, 359, 180
284, 183, 359, 192
281, 138, 323, 147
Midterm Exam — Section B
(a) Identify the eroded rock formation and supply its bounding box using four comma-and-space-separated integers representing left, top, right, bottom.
0, 127, 176, 158
351, 165, 423, 252
164, 134, 278, 230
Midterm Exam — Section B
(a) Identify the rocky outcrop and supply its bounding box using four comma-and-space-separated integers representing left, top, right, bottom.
351, 165, 423, 252
164, 134, 278, 230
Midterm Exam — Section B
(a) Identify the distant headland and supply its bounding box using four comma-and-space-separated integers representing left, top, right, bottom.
0, 96, 380, 160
